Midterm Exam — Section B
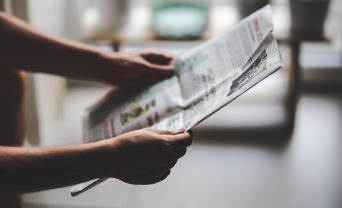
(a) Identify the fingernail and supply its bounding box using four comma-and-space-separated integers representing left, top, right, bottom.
187, 129, 194, 137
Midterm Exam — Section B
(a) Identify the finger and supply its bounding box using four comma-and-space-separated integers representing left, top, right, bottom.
146, 50, 175, 60
141, 51, 174, 65
145, 169, 171, 184
170, 128, 187, 134
146, 128, 181, 135
163, 132, 193, 147
145, 62, 175, 72
159, 147, 186, 159
141, 49, 172, 56
141, 63, 174, 83
160, 169, 171, 180
145, 51, 174, 61
187, 129, 194, 138
164, 160, 177, 169
170, 148, 187, 159
124, 169, 171, 185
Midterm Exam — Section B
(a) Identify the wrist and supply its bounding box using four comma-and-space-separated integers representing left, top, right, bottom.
98, 52, 127, 85
87, 138, 120, 178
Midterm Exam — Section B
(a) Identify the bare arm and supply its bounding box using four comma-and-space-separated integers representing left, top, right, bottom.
0, 12, 191, 193
0, 141, 106, 192
0, 129, 192, 192
0, 12, 174, 87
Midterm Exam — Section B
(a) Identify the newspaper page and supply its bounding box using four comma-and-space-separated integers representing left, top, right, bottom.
71, 5, 282, 196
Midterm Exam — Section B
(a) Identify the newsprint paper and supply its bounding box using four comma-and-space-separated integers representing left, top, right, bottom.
71, 5, 282, 196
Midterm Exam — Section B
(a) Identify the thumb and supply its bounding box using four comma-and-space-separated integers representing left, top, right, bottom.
145, 62, 175, 72
143, 63, 175, 81
162, 131, 193, 147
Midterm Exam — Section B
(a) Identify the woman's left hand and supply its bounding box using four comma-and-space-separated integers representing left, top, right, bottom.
102, 50, 175, 88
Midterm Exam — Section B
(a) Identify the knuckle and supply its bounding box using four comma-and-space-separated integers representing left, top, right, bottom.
158, 135, 171, 145
167, 160, 177, 169
164, 130, 175, 135
142, 130, 154, 138
187, 137, 193, 146
149, 178, 162, 184
159, 140, 172, 150
178, 148, 187, 157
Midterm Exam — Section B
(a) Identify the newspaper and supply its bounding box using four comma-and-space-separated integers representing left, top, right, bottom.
71, 5, 282, 196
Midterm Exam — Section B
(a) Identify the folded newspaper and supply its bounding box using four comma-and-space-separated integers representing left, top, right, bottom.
71, 5, 282, 196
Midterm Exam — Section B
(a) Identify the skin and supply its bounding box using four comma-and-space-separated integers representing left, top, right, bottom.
0, 11, 193, 194
0, 12, 174, 87
0, 128, 192, 192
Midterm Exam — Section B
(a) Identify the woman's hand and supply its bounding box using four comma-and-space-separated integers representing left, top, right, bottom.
0, 13, 175, 87
102, 50, 175, 88
99, 128, 192, 185
0, 128, 192, 192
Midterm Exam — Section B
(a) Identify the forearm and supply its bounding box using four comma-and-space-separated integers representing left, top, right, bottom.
0, 12, 117, 80
0, 140, 111, 193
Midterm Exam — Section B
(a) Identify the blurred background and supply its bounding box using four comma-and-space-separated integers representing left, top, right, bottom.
1, 0, 341, 207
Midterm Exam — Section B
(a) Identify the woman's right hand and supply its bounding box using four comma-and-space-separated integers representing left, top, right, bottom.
99, 128, 193, 185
